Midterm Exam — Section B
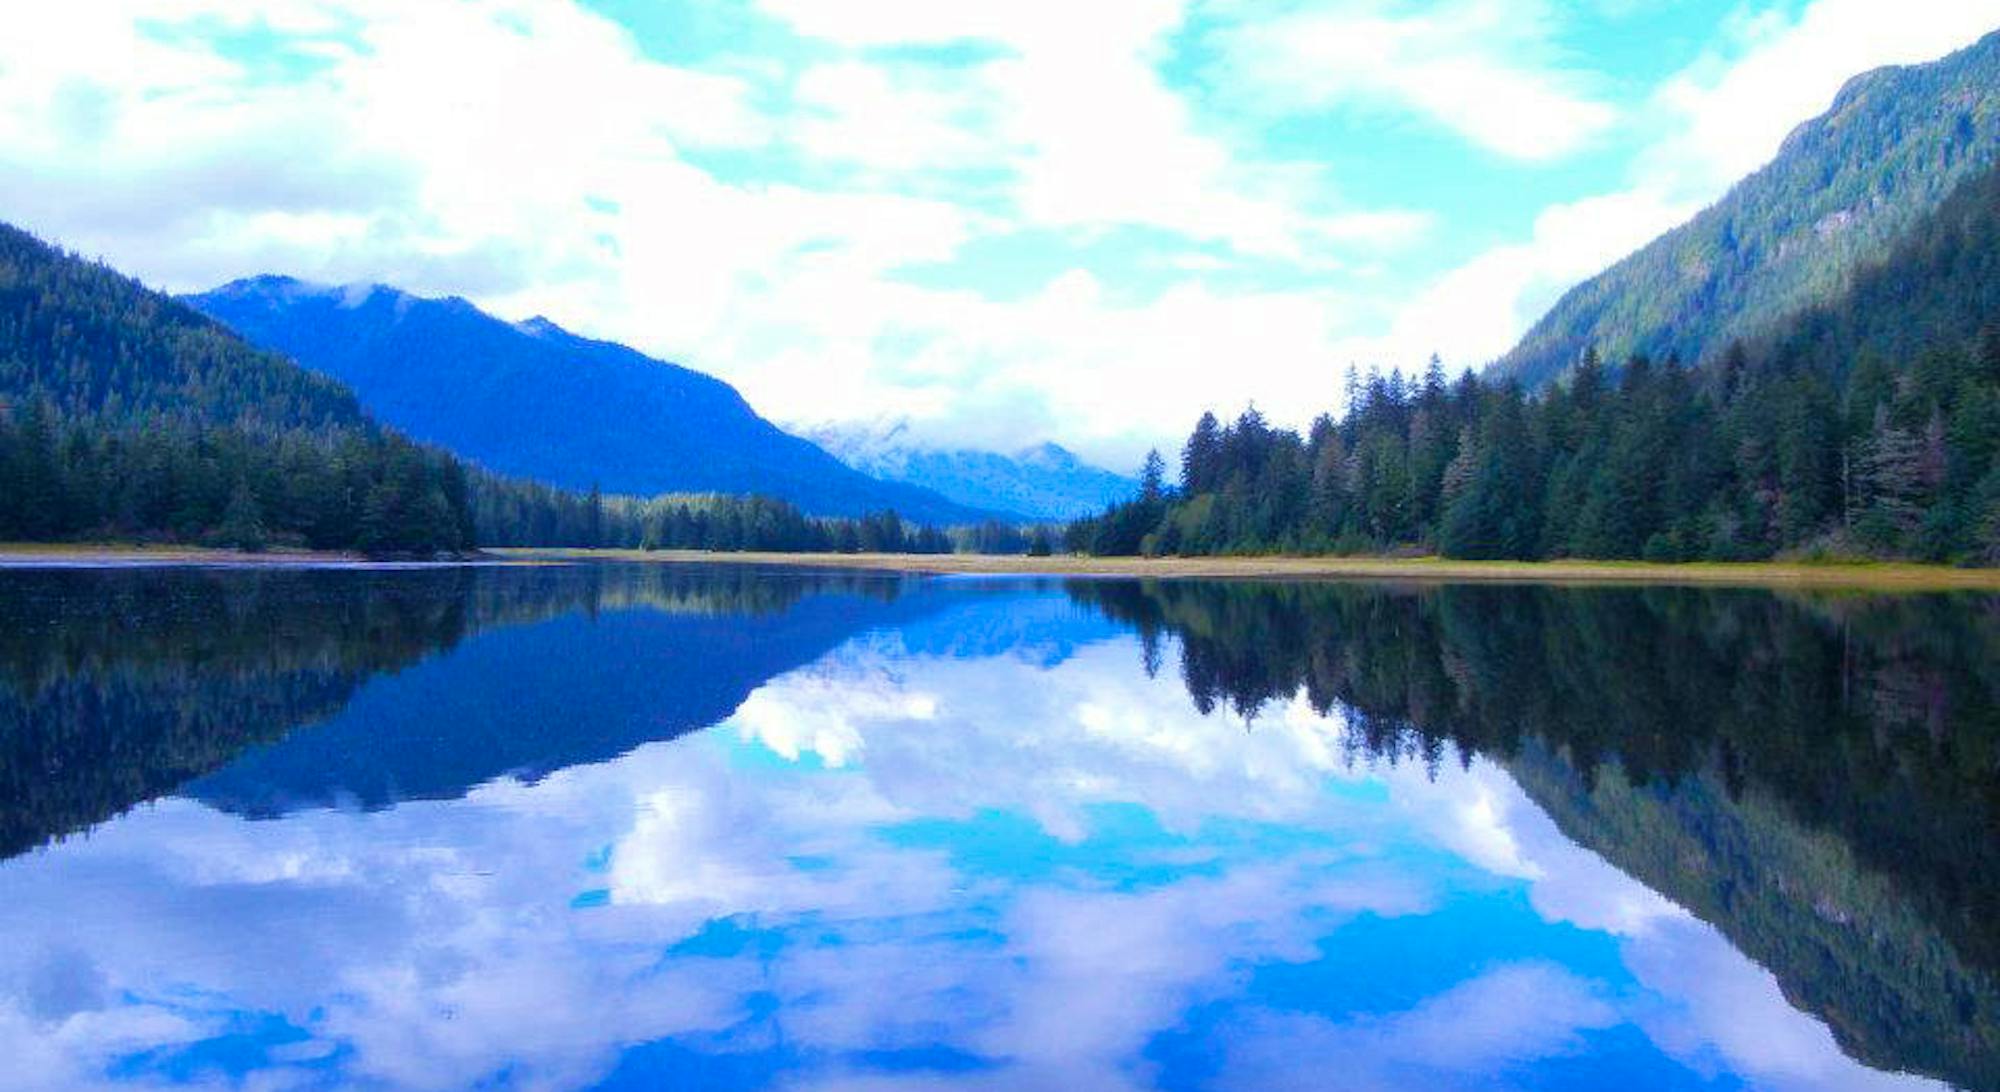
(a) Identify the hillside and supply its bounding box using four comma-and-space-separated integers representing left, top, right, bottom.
0, 224, 471, 553
1077, 142, 2000, 564
1753, 157, 2000, 371
187, 279, 1006, 524
0, 226, 364, 430
1498, 28, 2000, 388
807, 420, 1137, 521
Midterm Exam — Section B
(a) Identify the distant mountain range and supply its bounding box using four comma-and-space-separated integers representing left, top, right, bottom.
804, 420, 1137, 522
186, 278, 1008, 524
1498, 28, 2000, 387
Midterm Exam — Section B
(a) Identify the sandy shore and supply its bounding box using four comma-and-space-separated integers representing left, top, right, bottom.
494, 548, 2000, 591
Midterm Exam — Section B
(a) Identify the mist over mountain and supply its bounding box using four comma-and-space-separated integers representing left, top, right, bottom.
186, 278, 1009, 524
805, 420, 1138, 522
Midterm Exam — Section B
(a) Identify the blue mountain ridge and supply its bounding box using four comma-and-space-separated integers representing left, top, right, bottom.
806, 420, 1139, 522
184, 276, 1019, 524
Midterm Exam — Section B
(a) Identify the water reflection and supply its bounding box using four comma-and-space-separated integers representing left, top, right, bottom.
0, 566, 1991, 1091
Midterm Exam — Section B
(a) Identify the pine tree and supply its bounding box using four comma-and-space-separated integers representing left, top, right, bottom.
1978, 321, 2000, 384
1977, 465, 2000, 563
1309, 436, 1348, 540
217, 479, 267, 551
12, 401, 61, 540
1857, 405, 1928, 548
1182, 412, 1222, 494
1140, 449, 1166, 501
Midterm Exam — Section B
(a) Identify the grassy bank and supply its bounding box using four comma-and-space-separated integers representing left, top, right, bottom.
10, 542, 1994, 590
0, 542, 372, 566
495, 548, 2000, 591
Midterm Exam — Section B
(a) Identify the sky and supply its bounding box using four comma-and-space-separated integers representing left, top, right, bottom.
3, 0, 1999, 468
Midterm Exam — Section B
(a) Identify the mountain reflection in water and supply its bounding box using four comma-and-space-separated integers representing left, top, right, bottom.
0, 564, 1991, 1091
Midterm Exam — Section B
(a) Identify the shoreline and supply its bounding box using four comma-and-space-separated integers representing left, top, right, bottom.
0, 543, 504, 568
5, 543, 1996, 590
495, 548, 2000, 591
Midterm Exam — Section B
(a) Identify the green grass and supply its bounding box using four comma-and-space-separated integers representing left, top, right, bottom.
491, 548, 2000, 591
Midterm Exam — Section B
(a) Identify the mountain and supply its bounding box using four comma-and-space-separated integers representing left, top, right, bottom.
185, 278, 1003, 525
0, 223, 473, 553
0, 228, 365, 432
1751, 155, 2000, 370
1498, 29, 2000, 388
805, 420, 1137, 522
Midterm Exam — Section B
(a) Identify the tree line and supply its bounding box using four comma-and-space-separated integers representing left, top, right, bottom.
1072, 156, 2000, 565
0, 398, 478, 554
0, 222, 970, 557
470, 474, 958, 554
1071, 326, 2000, 564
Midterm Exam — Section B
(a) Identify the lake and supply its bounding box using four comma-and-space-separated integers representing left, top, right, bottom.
0, 563, 1994, 1091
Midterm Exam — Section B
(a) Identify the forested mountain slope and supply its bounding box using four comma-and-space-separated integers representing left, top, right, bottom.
1752, 157, 2000, 371
188, 278, 1005, 524
1498, 29, 2000, 387
1074, 157, 2000, 563
0, 223, 472, 553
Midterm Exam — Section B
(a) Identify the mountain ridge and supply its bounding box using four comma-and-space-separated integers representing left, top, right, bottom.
1497, 28, 2000, 387
186, 277, 1016, 524
805, 419, 1138, 522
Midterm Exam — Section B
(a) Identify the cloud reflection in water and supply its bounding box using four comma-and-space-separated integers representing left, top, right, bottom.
0, 585, 1948, 1091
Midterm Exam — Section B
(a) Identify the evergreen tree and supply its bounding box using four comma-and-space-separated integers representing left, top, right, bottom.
1140, 449, 1166, 501
217, 479, 267, 551
1182, 412, 1222, 494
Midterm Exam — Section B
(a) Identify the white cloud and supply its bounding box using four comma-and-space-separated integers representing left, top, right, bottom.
1210, 0, 1618, 161
791, 61, 1010, 173
1343, 0, 2000, 376
1651, 0, 2000, 194
4, 0, 1997, 464
1359, 188, 1696, 371
765, 0, 1417, 261
0, 0, 1439, 465
1218, 963, 1620, 1091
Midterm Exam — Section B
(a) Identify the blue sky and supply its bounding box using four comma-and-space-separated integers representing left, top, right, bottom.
4, 0, 1998, 467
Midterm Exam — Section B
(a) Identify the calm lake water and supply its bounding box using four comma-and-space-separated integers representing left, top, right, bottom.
0, 564, 1995, 1091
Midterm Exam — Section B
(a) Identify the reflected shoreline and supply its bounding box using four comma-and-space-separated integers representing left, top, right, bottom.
0, 566, 1993, 1089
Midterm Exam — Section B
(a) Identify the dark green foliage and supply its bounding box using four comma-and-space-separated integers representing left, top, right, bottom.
0, 399, 475, 555
1500, 30, 2000, 388
0, 226, 364, 429
0, 224, 473, 555
469, 472, 955, 554
1078, 329, 2000, 562
961, 520, 1033, 555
